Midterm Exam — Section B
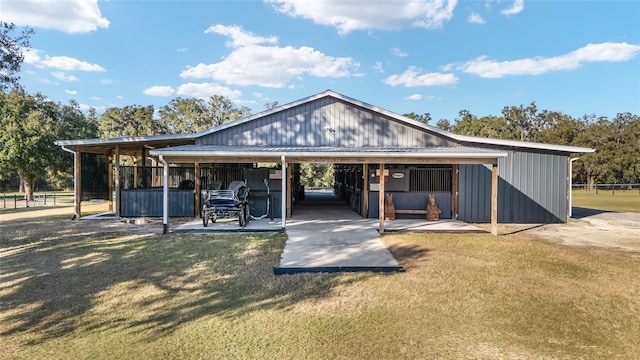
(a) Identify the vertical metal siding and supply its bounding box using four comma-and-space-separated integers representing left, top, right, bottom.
120, 189, 194, 217
458, 149, 567, 223
196, 97, 455, 148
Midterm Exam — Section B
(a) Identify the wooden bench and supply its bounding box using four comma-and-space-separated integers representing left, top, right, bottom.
394, 209, 428, 215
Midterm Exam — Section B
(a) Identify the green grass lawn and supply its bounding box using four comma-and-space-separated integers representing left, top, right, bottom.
572, 189, 640, 213
1, 213, 638, 359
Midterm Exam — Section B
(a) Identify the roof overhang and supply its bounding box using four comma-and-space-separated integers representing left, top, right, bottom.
150, 145, 508, 165
55, 134, 197, 155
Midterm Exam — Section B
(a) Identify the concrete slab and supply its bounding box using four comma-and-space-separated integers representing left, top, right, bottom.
275, 192, 402, 274
383, 219, 486, 233
174, 217, 282, 233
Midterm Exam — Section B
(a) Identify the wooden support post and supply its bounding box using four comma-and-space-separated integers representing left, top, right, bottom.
132, 157, 138, 189
151, 157, 158, 187
378, 163, 385, 234
141, 147, 148, 188
194, 162, 201, 217
108, 155, 113, 212
451, 164, 459, 219
114, 145, 121, 218
74, 149, 82, 219
362, 163, 369, 218
491, 162, 498, 236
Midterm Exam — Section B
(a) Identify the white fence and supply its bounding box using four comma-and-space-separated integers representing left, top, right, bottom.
572, 183, 640, 194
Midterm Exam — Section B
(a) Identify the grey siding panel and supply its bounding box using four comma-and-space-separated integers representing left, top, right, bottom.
458, 150, 567, 223
458, 164, 491, 223
196, 97, 455, 147
120, 189, 194, 217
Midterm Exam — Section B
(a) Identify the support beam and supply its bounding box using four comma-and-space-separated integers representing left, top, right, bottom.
362, 163, 369, 217
491, 163, 498, 236
107, 155, 113, 212
160, 155, 169, 234
132, 157, 138, 189
378, 163, 385, 234
74, 149, 82, 219
194, 162, 201, 217
115, 145, 121, 219
451, 164, 459, 219
281, 155, 286, 230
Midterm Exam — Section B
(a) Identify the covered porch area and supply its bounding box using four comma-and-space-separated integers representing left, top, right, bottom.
150, 145, 507, 236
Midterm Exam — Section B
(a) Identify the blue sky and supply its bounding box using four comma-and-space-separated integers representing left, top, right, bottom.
2, 0, 639, 123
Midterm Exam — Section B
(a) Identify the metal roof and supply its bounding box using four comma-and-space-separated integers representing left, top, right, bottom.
193, 90, 594, 154
55, 89, 594, 155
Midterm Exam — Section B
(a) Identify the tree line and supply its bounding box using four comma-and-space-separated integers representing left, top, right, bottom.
0, 90, 254, 196
405, 105, 639, 186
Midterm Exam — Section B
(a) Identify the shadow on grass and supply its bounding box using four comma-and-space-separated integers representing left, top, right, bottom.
0, 214, 371, 344
385, 242, 431, 270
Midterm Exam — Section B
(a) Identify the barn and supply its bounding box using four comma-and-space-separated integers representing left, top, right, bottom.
56, 90, 594, 235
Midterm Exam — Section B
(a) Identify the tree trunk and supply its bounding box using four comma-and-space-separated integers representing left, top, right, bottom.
22, 174, 34, 201
587, 176, 596, 194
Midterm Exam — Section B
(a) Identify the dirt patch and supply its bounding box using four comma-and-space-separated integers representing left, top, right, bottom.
478, 209, 640, 254
527, 211, 640, 253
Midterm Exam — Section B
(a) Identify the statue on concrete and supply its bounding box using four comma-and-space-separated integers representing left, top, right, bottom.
426, 194, 441, 221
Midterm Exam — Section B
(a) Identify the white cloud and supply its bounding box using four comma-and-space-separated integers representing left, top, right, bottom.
458, 42, 640, 78
116, 95, 124, 99
65, 89, 78, 95
177, 48, 188, 52
101, 79, 115, 85
501, 0, 524, 16
90, 96, 101, 101
373, 61, 384, 73
181, 26, 358, 87
143, 85, 175, 97
407, 94, 422, 100
181, 26, 358, 88
391, 47, 408, 57
267, 0, 457, 34
23, 48, 105, 71
205, 24, 278, 47
468, 12, 485, 24
384, 66, 458, 87
23, 48, 42, 64
51, 71, 78, 82
40, 56, 105, 71
176, 83, 242, 99
1, 0, 109, 33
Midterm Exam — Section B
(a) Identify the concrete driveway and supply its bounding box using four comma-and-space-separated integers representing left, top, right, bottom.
275, 193, 402, 274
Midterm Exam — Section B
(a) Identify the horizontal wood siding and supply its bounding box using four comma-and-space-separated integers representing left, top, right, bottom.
120, 189, 194, 217
197, 97, 455, 148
